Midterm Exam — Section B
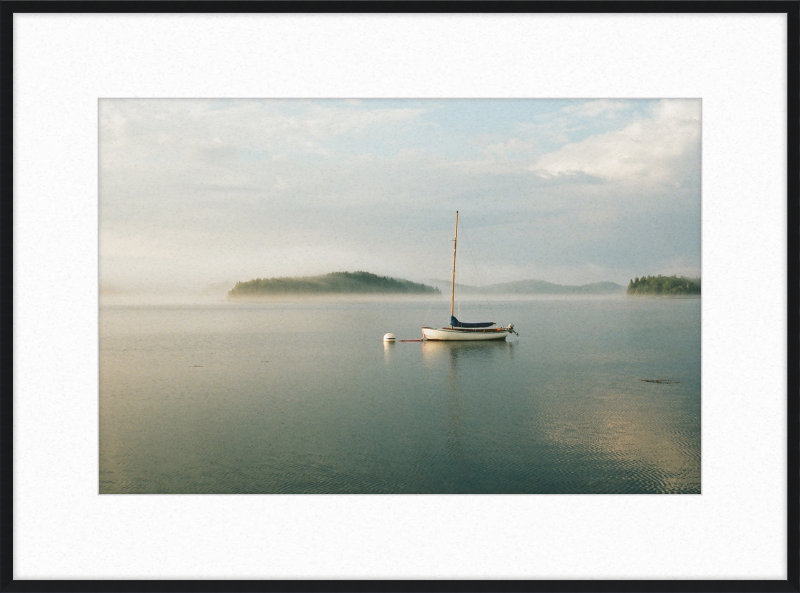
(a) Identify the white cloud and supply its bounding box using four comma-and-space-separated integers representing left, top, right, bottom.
99, 100, 427, 173
567, 99, 633, 118
99, 99, 701, 290
531, 99, 700, 182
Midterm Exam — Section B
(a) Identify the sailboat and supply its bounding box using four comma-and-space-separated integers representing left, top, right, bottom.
422, 212, 517, 341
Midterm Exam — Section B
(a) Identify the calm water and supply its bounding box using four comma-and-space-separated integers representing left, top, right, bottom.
99, 297, 700, 494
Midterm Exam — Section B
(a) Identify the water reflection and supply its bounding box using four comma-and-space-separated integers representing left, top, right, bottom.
383, 340, 394, 363
101, 300, 700, 493
421, 339, 514, 368
421, 340, 515, 465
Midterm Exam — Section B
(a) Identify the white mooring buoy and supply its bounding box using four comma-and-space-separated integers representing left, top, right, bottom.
383, 333, 396, 342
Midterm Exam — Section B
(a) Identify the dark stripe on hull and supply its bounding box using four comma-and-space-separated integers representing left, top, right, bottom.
424, 336, 507, 341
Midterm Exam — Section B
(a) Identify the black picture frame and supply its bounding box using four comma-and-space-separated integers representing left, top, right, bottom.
1, 2, 797, 591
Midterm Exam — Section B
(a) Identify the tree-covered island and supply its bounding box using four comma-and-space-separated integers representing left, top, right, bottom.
627, 275, 701, 296
228, 271, 441, 298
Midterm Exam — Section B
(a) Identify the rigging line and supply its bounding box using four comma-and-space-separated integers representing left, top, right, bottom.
452, 241, 460, 323
460, 222, 498, 323
421, 291, 437, 328
455, 270, 460, 321
425, 235, 453, 328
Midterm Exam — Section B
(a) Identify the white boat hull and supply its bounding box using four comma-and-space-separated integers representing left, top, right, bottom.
422, 326, 509, 341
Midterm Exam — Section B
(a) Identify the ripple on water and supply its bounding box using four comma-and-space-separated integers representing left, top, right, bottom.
100, 299, 701, 494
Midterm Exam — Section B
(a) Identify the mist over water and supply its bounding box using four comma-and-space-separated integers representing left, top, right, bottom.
100, 296, 700, 494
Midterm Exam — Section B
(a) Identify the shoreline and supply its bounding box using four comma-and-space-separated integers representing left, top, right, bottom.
96, 292, 706, 307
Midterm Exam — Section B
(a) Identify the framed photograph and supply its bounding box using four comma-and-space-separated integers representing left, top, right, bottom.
4, 1, 797, 590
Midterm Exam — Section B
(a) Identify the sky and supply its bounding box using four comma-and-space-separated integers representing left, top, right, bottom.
99, 99, 701, 293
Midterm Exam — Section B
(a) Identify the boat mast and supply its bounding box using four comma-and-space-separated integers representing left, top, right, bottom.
450, 211, 458, 320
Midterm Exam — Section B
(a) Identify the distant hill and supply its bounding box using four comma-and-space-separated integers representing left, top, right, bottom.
627, 275, 700, 296
428, 278, 626, 295
485, 279, 626, 295
228, 271, 441, 298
